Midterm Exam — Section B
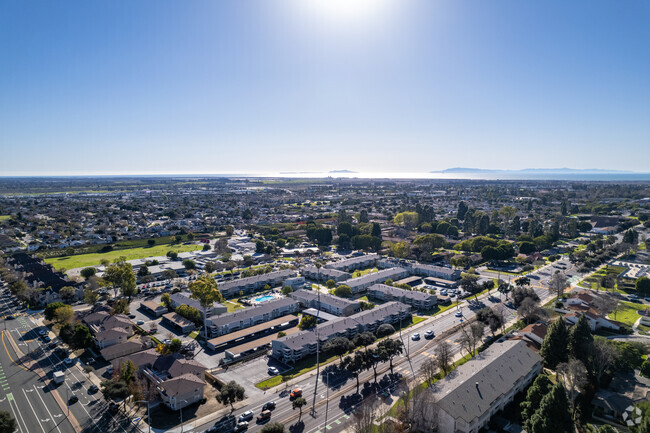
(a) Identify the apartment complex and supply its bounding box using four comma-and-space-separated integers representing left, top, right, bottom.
325, 254, 379, 271
344, 267, 409, 294
271, 301, 411, 363
301, 265, 350, 282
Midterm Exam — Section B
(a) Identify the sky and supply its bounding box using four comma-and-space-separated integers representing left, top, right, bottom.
1, 0, 649, 176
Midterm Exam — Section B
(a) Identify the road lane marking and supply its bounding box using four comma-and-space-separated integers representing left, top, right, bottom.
32, 384, 64, 433
22, 387, 47, 433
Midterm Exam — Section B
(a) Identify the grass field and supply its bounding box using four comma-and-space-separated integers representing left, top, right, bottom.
45, 243, 202, 271
610, 301, 646, 326
223, 300, 244, 313
578, 265, 633, 293
351, 268, 378, 278
0, 215, 10, 221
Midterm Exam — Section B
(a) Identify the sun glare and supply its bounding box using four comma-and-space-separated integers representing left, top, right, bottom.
297, 0, 394, 26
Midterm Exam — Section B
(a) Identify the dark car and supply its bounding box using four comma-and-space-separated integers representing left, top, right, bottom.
89, 385, 99, 393
5, 315, 14, 320
109, 402, 120, 414
69, 395, 78, 404
262, 401, 276, 411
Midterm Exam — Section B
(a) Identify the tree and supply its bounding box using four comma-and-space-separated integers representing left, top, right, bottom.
457, 201, 468, 220
498, 281, 512, 300
216, 380, 246, 410
353, 332, 376, 348
526, 383, 573, 433
412, 234, 447, 258
323, 337, 354, 362
518, 297, 547, 324
420, 357, 438, 388
183, 259, 196, 270
0, 410, 17, 433
540, 319, 569, 369
557, 358, 588, 418
162, 269, 178, 280
334, 285, 352, 298
376, 323, 395, 338
298, 315, 317, 330
459, 322, 484, 356
475, 307, 504, 335
393, 211, 419, 230
54, 305, 75, 324
352, 398, 377, 433
389, 241, 411, 259
292, 397, 307, 421
460, 274, 480, 301
512, 286, 539, 307
568, 315, 594, 366
166, 251, 178, 260
83, 288, 99, 306
44, 302, 66, 321
520, 375, 553, 424
59, 285, 76, 303
168, 338, 182, 353
435, 341, 452, 376
80, 267, 97, 280
72, 324, 93, 349
104, 259, 137, 300
161, 293, 172, 309
595, 426, 618, 433
343, 352, 366, 393
636, 276, 650, 296
113, 298, 130, 315
591, 337, 618, 385
189, 275, 224, 339
549, 271, 569, 299
325, 279, 336, 290
377, 338, 403, 375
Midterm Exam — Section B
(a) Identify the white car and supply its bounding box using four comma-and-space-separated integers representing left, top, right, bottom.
63, 358, 74, 365
267, 367, 279, 376
411, 333, 420, 341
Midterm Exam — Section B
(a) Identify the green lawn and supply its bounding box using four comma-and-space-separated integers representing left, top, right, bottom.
420, 302, 457, 316
45, 243, 202, 270
0, 215, 10, 221
610, 301, 647, 326
223, 301, 244, 313
351, 268, 378, 278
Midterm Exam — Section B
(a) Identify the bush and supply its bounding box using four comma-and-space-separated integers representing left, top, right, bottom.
640, 360, 650, 378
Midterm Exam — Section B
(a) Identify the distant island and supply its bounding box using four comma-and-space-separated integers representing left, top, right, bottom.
435, 167, 634, 174
329, 170, 358, 174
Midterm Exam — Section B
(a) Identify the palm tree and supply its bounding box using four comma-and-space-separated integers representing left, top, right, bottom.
292, 397, 307, 421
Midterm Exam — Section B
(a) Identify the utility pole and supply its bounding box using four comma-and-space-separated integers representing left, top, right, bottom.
312, 262, 322, 415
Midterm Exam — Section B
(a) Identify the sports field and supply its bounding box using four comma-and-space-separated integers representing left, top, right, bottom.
45, 243, 202, 271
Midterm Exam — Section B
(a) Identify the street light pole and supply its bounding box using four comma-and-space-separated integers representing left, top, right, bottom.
323, 371, 332, 431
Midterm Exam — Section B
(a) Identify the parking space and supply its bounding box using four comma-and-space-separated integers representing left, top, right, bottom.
215, 356, 288, 397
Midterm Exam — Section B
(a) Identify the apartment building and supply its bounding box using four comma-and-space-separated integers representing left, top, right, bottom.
344, 267, 409, 294
271, 301, 411, 363
325, 254, 379, 271
301, 265, 350, 282
170, 292, 227, 318
218, 269, 297, 298
368, 284, 437, 310
290, 289, 361, 316
208, 297, 299, 337
430, 340, 542, 433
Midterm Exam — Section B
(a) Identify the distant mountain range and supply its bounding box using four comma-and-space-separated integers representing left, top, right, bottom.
434, 167, 635, 174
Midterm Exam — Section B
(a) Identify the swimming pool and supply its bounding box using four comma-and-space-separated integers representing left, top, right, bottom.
254, 295, 275, 303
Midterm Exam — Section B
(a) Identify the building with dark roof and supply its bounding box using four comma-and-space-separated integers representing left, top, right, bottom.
208, 297, 299, 337
218, 269, 297, 298
430, 339, 542, 433
325, 254, 379, 271
271, 301, 411, 363
290, 289, 360, 316
368, 284, 437, 310
344, 267, 409, 294
301, 265, 350, 282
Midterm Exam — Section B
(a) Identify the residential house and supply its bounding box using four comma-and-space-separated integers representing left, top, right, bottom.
140, 300, 168, 317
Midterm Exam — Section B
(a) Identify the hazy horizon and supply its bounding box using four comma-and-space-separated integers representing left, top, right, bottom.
1, 0, 649, 175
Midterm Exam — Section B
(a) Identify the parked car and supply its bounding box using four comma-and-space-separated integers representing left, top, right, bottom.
63, 358, 74, 365
136, 320, 145, 325
267, 367, 279, 376
290, 388, 302, 399
238, 411, 254, 422
256, 410, 272, 423
262, 401, 276, 411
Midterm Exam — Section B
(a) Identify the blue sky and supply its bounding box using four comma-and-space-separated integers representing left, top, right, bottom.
1, 0, 649, 176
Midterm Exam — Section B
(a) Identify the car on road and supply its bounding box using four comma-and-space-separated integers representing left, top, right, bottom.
256, 410, 272, 423
267, 367, 279, 375
5, 315, 14, 320
411, 333, 420, 341
38, 329, 47, 336
455, 311, 463, 317
290, 388, 302, 399
69, 395, 78, 404
89, 384, 99, 393
64, 357, 74, 365
233, 421, 249, 432
136, 320, 145, 325
238, 411, 254, 422
128, 314, 136, 319
163, 339, 172, 345
262, 401, 276, 411
44, 336, 51, 342
424, 330, 435, 339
